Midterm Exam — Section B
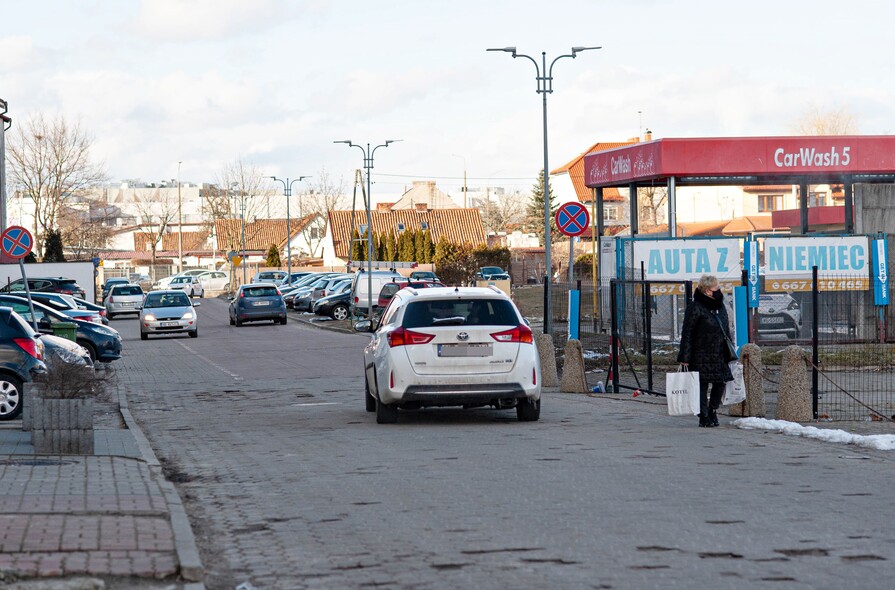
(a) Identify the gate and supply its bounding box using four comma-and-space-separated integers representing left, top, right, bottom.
609, 278, 692, 396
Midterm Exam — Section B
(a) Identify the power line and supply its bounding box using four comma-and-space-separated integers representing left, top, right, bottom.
372, 172, 534, 182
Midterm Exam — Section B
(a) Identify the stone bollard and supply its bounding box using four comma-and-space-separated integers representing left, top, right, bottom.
560, 339, 588, 393
729, 343, 765, 417
775, 345, 812, 422
535, 332, 559, 387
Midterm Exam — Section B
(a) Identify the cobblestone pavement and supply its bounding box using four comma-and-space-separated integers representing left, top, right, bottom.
117, 299, 895, 589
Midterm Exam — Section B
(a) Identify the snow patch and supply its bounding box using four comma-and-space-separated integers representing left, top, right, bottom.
734, 417, 895, 451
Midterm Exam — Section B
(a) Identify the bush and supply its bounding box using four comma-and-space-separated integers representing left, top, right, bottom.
33, 358, 115, 401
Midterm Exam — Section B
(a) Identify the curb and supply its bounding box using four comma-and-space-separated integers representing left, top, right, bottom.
289, 310, 359, 335
117, 387, 206, 585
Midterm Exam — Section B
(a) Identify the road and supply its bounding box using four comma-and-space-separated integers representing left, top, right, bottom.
112, 298, 895, 590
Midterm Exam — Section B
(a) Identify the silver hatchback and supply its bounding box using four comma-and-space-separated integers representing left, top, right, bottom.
104, 284, 145, 319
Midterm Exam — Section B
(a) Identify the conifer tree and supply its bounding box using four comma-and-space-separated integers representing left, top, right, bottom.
526, 170, 558, 246
42, 229, 66, 262
265, 244, 281, 267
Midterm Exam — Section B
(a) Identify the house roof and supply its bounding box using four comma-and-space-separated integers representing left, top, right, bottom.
390, 180, 459, 209
328, 208, 486, 259
552, 140, 639, 203
639, 220, 731, 237
134, 230, 210, 252
213, 215, 318, 252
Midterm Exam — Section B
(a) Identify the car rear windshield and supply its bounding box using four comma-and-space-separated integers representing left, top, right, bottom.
144, 293, 190, 307
244, 286, 279, 297
402, 299, 518, 328
114, 286, 143, 296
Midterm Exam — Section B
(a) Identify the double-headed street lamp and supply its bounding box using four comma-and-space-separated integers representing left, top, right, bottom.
229, 183, 247, 285
487, 45, 600, 335
334, 139, 401, 318
271, 175, 310, 284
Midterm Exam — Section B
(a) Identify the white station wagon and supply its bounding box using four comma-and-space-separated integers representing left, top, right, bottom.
357, 286, 541, 424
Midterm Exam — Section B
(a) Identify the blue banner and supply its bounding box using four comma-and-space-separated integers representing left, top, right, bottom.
733, 286, 749, 353
872, 238, 889, 306
568, 290, 580, 341
745, 240, 759, 308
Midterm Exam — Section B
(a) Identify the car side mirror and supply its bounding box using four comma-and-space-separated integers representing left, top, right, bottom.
354, 320, 373, 333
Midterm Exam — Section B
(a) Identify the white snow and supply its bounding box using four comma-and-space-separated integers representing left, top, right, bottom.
734, 418, 895, 451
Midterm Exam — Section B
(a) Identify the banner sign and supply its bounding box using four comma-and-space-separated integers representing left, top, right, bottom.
872, 238, 889, 305
745, 240, 759, 308
630, 238, 741, 283
763, 235, 870, 292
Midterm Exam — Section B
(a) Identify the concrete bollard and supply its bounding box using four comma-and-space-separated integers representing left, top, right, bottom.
775, 345, 812, 422
560, 339, 588, 393
729, 343, 766, 417
535, 331, 559, 387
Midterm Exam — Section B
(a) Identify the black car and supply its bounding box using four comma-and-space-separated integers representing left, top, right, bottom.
228, 284, 287, 326
473, 266, 510, 281
313, 290, 352, 321
0, 306, 48, 421
1, 276, 87, 300
0, 295, 122, 363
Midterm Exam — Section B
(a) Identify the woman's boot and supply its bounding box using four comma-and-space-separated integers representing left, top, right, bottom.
708, 408, 719, 427
698, 413, 710, 427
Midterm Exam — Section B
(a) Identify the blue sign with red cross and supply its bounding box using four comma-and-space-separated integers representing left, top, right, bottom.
555, 202, 591, 237
1, 226, 34, 259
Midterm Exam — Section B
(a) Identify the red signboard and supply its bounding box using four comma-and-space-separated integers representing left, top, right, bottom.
584, 136, 895, 187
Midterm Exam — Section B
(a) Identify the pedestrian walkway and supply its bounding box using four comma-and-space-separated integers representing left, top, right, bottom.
0, 385, 204, 588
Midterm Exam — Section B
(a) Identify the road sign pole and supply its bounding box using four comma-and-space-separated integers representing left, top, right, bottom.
18, 259, 38, 331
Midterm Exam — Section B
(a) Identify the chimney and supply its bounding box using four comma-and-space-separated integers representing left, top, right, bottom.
644, 129, 652, 141
415, 203, 428, 212
377, 202, 392, 212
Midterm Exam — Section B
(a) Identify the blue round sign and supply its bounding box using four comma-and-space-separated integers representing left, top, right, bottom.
1, 226, 34, 259
555, 202, 591, 237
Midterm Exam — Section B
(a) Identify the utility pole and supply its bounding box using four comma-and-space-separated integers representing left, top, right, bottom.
177, 161, 183, 273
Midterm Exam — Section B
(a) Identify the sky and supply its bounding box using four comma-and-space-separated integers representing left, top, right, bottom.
3, 0, 894, 201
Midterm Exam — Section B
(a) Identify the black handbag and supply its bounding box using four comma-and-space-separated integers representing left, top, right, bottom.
714, 313, 738, 362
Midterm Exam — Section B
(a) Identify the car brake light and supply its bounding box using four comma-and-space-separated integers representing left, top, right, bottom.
109, 296, 115, 303
354, 296, 358, 304
490, 324, 533, 344
14, 337, 43, 360
388, 327, 435, 347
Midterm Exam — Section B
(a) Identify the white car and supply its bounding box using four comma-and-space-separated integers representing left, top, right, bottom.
757, 293, 802, 339
140, 290, 200, 339
197, 270, 230, 292
358, 286, 541, 424
168, 275, 205, 298
153, 269, 208, 290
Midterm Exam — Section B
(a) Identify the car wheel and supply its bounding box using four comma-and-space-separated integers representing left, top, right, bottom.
280, 317, 287, 325
0, 373, 24, 421
376, 398, 398, 424
140, 331, 148, 341
365, 377, 376, 412
516, 398, 541, 422
108, 312, 115, 320
78, 340, 98, 363
189, 329, 198, 338
331, 304, 349, 321
235, 317, 243, 327
229, 315, 235, 326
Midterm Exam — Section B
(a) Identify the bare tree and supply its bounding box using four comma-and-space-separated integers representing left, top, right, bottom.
217, 158, 276, 222
638, 186, 668, 230
295, 168, 348, 257
133, 189, 178, 280
791, 105, 859, 135
57, 194, 117, 260
7, 113, 107, 257
476, 190, 526, 235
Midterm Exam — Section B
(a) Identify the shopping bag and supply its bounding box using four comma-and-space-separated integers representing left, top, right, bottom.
666, 368, 700, 416
722, 362, 746, 405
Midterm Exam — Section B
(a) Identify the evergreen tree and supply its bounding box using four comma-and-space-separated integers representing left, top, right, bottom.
526, 170, 558, 246
42, 229, 66, 262
421, 229, 436, 263
397, 231, 413, 261
350, 228, 363, 261
385, 230, 397, 261
24, 252, 38, 263
265, 244, 281, 267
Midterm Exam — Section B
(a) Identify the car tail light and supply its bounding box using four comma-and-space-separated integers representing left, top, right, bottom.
109, 296, 115, 303
388, 327, 435, 347
14, 337, 43, 360
490, 324, 533, 344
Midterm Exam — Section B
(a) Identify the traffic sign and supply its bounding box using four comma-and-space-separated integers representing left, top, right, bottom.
231, 256, 243, 267
1, 226, 34, 259
555, 202, 591, 237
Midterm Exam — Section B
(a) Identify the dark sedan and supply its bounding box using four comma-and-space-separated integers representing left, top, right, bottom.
0, 295, 122, 363
0, 306, 48, 421
229, 284, 287, 326
313, 290, 352, 321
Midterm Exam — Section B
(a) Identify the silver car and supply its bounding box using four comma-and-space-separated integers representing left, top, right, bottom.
140, 290, 200, 340
104, 284, 145, 319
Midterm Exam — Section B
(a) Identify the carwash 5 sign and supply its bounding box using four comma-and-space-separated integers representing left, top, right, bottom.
763, 236, 870, 292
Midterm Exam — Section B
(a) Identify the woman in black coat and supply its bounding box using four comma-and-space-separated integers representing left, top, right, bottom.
678, 275, 734, 427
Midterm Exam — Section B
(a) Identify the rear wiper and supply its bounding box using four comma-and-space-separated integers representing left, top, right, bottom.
432, 316, 466, 326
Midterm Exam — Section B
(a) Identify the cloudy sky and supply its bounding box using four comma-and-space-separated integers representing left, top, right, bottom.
2, 0, 893, 200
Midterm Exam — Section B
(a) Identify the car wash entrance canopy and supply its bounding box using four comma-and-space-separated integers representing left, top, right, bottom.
583, 135, 895, 235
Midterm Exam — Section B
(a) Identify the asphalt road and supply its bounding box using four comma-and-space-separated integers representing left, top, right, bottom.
111, 298, 895, 590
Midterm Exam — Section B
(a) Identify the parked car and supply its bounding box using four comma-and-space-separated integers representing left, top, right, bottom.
128, 273, 153, 291
152, 269, 208, 291
169, 275, 205, 298
101, 277, 131, 301
757, 294, 802, 339
72, 296, 110, 325
104, 284, 145, 319
0, 306, 48, 421
357, 286, 541, 424
278, 272, 312, 286
293, 275, 349, 312
473, 266, 510, 282
0, 295, 122, 363
40, 333, 93, 368
409, 271, 440, 282
9, 292, 103, 324
139, 290, 200, 340
350, 269, 403, 317
1, 276, 87, 300
377, 280, 445, 310
229, 284, 287, 326
312, 282, 354, 321
253, 270, 287, 284
197, 270, 230, 292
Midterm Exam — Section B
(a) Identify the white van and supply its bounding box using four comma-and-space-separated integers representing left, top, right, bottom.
350, 269, 404, 317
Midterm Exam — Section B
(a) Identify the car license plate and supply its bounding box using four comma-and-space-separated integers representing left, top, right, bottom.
121, 302, 133, 307
253, 301, 271, 306
161, 321, 179, 327
437, 343, 493, 357
761, 316, 784, 325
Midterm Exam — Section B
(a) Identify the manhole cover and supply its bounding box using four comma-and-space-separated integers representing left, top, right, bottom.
0, 459, 78, 466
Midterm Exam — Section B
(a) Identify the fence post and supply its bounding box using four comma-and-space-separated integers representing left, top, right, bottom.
812, 265, 819, 419
645, 284, 653, 392
543, 274, 549, 339
610, 278, 619, 393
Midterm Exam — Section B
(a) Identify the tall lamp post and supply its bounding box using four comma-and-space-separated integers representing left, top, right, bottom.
230, 183, 247, 285
177, 161, 183, 273
270, 175, 310, 284
334, 139, 401, 318
487, 45, 600, 335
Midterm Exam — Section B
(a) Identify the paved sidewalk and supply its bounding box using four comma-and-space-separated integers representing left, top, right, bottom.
0, 384, 204, 588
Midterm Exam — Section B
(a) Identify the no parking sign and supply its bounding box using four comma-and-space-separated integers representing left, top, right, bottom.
1, 226, 34, 259
555, 202, 590, 237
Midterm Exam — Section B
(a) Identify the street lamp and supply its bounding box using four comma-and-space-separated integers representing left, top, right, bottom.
177, 161, 183, 274
229, 182, 247, 285
270, 175, 311, 284
487, 45, 600, 335
334, 139, 401, 318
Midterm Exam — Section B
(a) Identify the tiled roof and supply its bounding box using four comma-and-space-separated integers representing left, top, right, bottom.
328, 208, 486, 259
133, 230, 210, 252
213, 215, 317, 252
552, 141, 639, 203
639, 220, 731, 237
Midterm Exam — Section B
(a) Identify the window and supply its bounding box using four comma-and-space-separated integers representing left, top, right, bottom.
309, 227, 321, 240
809, 192, 827, 207
396, 223, 406, 232
757, 195, 784, 212
420, 222, 429, 230
605, 206, 619, 221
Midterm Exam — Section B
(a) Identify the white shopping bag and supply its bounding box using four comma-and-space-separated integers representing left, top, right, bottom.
722, 362, 746, 405
666, 368, 700, 416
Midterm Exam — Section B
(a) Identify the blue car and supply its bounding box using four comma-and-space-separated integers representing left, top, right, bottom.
229, 284, 287, 326
0, 295, 122, 363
